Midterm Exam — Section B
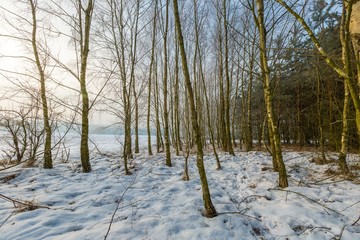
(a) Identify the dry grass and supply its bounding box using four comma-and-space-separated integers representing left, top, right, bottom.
0, 159, 18, 165
0, 194, 50, 213
350, 163, 360, 171
311, 157, 336, 165
0, 173, 18, 183
14, 200, 41, 213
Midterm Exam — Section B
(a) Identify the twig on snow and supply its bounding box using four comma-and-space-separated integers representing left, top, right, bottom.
313, 174, 337, 183
238, 194, 271, 204
290, 225, 332, 237
337, 224, 347, 240
217, 210, 262, 221
104, 158, 143, 240
341, 200, 360, 212
352, 215, 360, 226
268, 188, 343, 216
0, 211, 15, 229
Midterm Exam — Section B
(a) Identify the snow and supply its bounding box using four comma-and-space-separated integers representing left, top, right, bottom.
0, 134, 359, 240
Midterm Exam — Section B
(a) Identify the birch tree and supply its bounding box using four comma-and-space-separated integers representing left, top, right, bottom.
253, 0, 288, 188
193, 0, 221, 169
173, 0, 217, 217
28, 0, 53, 169
161, 0, 172, 167
147, 1, 158, 156
222, 0, 235, 155
76, 0, 94, 173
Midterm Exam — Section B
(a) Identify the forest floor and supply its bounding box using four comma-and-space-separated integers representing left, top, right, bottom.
0, 135, 360, 239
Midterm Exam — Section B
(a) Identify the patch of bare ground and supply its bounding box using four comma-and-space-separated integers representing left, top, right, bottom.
0, 159, 18, 169
311, 157, 336, 165
282, 144, 321, 152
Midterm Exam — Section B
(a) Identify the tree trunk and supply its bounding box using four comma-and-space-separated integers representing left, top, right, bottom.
147, 2, 158, 156
110, 0, 131, 174
350, 1, 360, 139
339, 82, 351, 174
245, 39, 255, 151
338, 2, 354, 174
315, 65, 326, 162
79, 0, 94, 173
163, 0, 172, 167
133, 85, 139, 154
29, 0, 52, 169
216, 4, 227, 152
131, 0, 140, 155
154, 56, 163, 153
296, 83, 303, 148
222, 0, 234, 155
256, 0, 288, 188
194, 0, 221, 170
232, 54, 241, 149
174, 36, 182, 155
173, 0, 217, 217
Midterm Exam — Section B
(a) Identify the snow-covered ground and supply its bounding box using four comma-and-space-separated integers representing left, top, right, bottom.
0, 134, 359, 240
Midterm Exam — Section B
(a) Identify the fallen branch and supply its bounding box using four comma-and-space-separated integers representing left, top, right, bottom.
310, 174, 338, 184
225, 194, 271, 211
268, 188, 343, 216
0, 193, 50, 211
